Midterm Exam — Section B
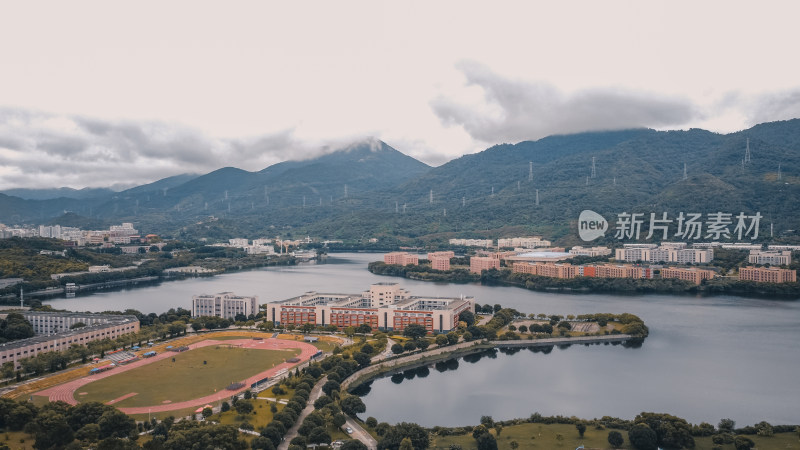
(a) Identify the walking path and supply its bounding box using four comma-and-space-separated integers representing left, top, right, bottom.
36, 337, 318, 414
343, 415, 377, 450
277, 376, 328, 450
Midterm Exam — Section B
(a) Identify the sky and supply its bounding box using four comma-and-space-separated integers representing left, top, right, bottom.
1, 0, 799, 190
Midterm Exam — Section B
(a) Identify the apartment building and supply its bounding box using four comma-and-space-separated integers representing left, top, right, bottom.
470, 256, 501, 274
739, 267, 797, 283
568, 246, 612, 257
384, 252, 420, 266
660, 267, 716, 285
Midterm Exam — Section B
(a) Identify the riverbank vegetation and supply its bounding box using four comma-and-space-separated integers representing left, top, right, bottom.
368, 261, 800, 298
0, 237, 296, 302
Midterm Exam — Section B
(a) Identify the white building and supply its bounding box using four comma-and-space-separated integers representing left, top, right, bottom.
748, 250, 792, 266
568, 246, 612, 257
192, 292, 258, 320
449, 238, 494, 248
616, 246, 713, 264
497, 237, 552, 249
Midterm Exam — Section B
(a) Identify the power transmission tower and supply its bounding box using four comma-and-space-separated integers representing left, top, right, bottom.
745, 138, 752, 163
462, 196, 465, 207
586, 176, 589, 186
683, 163, 687, 180
395, 201, 399, 213
535, 189, 539, 206
517, 181, 520, 190
344, 185, 348, 198
443, 208, 446, 217
778, 163, 782, 180
429, 190, 433, 204
591, 157, 596, 178
402, 203, 406, 213
491, 186, 494, 197
529, 161, 533, 181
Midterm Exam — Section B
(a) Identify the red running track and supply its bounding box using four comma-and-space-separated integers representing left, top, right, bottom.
36, 338, 319, 414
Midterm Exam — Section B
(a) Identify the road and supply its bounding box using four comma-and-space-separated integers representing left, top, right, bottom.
343, 415, 378, 450
370, 338, 396, 363
277, 376, 328, 450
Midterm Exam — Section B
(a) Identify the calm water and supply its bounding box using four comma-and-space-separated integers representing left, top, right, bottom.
44, 253, 800, 426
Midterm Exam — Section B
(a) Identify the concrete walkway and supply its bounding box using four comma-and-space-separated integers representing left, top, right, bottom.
277, 376, 328, 450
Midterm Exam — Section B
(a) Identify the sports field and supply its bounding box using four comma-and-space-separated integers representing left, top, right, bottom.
35, 337, 318, 413
77, 345, 299, 408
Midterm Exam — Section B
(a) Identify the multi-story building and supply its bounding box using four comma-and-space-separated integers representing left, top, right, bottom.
448, 239, 494, 248
384, 252, 419, 266
739, 267, 797, 283
469, 256, 501, 274
0, 312, 139, 370
615, 246, 713, 264
263, 283, 473, 333
660, 267, 716, 285
512, 262, 577, 279
747, 250, 792, 266
497, 237, 552, 249
428, 255, 452, 271
191, 292, 259, 319
767, 245, 800, 251
568, 246, 612, 257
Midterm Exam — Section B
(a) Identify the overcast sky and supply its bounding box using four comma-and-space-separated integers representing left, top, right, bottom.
1, 0, 799, 190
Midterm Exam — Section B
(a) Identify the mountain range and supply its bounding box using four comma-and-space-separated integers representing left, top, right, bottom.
1, 121, 799, 244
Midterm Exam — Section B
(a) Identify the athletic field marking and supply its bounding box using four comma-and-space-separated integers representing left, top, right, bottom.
106, 392, 138, 405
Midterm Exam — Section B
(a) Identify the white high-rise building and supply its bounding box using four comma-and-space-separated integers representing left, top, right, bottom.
192, 292, 258, 319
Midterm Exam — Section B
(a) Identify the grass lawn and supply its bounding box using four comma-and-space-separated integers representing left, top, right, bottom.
432, 423, 800, 449
213, 398, 282, 431
0, 431, 36, 450
78, 346, 299, 408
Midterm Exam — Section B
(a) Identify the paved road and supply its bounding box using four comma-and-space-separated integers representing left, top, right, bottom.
277, 376, 328, 450
343, 415, 378, 450
370, 338, 396, 363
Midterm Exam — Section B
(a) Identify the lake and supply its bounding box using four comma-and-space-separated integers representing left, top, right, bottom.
44, 253, 800, 427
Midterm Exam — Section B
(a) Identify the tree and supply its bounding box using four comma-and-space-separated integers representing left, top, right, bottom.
608, 430, 624, 448
377, 422, 429, 450
32, 410, 74, 450
333, 413, 347, 428
628, 423, 657, 450
361, 343, 374, 354
435, 334, 448, 346
322, 380, 341, 396
391, 343, 404, 355
366, 417, 378, 428
221, 401, 230, 412
399, 437, 414, 450
352, 351, 371, 369
475, 432, 497, 450
734, 435, 755, 450
459, 310, 475, 327
340, 395, 366, 416
341, 440, 368, 450
308, 427, 331, 445
355, 324, 372, 334
509, 441, 519, 450
446, 332, 459, 345
403, 324, 428, 340
575, 422, 586, 438
97, 410, 136, 439
235, 401, 254, 415
403, 340, 417, 351
202, 407, 213, 418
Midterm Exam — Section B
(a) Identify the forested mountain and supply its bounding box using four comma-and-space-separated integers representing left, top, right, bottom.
1, 121, 799, 244
0, 186, 116, 200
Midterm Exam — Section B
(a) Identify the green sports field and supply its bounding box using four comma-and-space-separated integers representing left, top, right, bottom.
77, 345, 300, 408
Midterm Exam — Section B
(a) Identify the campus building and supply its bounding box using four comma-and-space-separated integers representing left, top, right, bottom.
383, 252, 419, 266
747, 250, 792, 266
191, 292, 259, 319
427, 251, 454, 271
568, 246, 612, 257
448, 238, 493, 248
263, 283, 474, 333
0, 312, 139, 370
469, 256, 501, 274
512, 262, 578, 279
497, 237, 552, 249
659, 267, 716, 285
739, 267, 797, 283
615, 246, 714, 264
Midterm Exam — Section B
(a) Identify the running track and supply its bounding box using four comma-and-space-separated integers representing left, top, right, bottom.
36, 338, 318, 414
